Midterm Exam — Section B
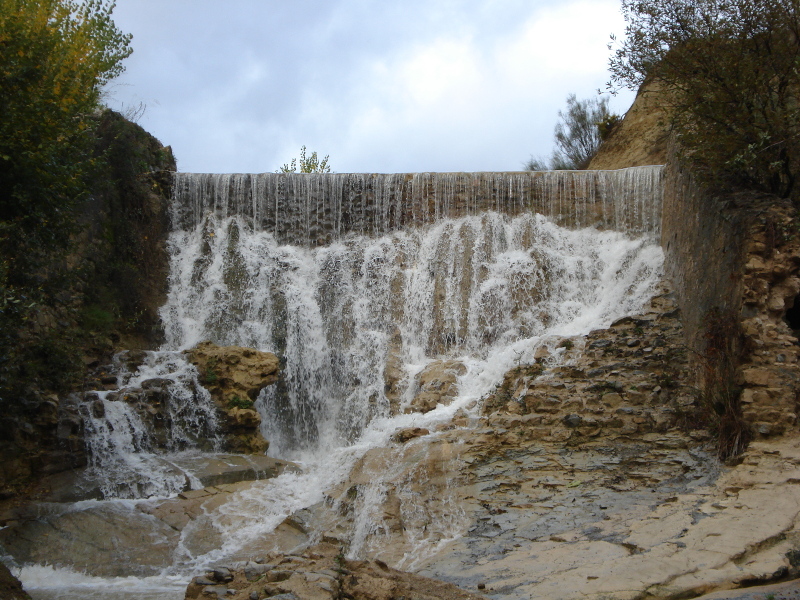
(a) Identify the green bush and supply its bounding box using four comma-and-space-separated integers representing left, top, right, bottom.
277, 145, 331, 173
525, 95, 618, 170
228, 395, 254, 410
608, 0, 800, 200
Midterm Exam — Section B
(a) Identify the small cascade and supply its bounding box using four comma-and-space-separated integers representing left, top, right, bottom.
171, 167, 663, 247
78, 351, 220, 499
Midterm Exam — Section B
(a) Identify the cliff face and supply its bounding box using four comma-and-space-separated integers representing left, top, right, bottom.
0, 110, 175, 500
588, 82, 670, 170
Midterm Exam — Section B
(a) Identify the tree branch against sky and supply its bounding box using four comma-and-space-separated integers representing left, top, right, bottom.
525, 94, 619, 170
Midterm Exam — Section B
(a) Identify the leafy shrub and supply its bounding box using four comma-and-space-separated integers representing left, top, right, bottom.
525, 95, 619, 170
278, 146, 331, 173
608, 0, 800, 200
228, 395, 254, 410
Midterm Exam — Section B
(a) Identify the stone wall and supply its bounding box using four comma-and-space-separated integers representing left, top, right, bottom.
661, 146, 800, 439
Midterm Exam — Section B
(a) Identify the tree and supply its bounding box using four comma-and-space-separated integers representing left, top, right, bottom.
0, 0, 132, 276
0, 0, 132, 396
525, 95, 618, 170
608, 0, 800, 199
278, 145, 331, 173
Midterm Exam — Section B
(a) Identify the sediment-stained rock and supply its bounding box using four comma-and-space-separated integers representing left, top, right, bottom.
185, 341, 280, 405
406, 360, 467, 414
185, 341, 280, 453
184, 542, 487, 600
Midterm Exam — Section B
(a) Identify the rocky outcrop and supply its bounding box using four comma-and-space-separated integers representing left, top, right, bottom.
185, 341, 280, 454
588, 81, 670, 170
184, 542, 487, 600
480, 283, 691, 441
406, 360, 466, 414
593, 78, 800, 445
185, 341, 281, 405
663, 147, 800, 444
0, 110, 175, 501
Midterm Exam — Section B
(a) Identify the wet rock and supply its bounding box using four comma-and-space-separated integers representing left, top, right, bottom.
184, 341, 280, 404
0, 563, 31, 600
184, 341, 279, 453
188, 542, 486, 600
168, 454, 298, 489
0, 502, 181, 577
406, 360, 466, 414
391, 427, 429, 443
210, 567, 234, 583
141, 377, 173, 390
245, 562, 275, 581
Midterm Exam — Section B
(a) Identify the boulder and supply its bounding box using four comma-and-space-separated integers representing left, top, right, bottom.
185, 341, 280, 453
406, 360, 466, 414
184, 341, 280, 405
391, 427, 430, 444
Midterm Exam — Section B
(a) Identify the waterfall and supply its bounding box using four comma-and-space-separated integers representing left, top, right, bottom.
77, 351, 220, 499
14, 167, 667, 600
171, 167, 663, 247
162, 167, 664, 458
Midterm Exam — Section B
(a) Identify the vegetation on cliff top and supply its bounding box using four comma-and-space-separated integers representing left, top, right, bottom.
608, 0, 800, 200
278, 145, 332, 173
525, 95, 620, 171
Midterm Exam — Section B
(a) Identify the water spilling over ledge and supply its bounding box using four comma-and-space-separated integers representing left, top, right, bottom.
172, 166, 664, 246
162, 166, 666, 457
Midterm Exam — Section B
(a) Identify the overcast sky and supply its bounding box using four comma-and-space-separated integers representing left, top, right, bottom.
104, 0, 636, 174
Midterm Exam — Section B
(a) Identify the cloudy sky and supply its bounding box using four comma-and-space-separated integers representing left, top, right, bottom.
105, 0, 636, 174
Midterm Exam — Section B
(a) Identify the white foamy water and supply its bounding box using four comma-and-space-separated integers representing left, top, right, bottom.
13, 168, 665, 599
15, 564, 186, 600
162, 210, 661, 458
78, 352, 219, 499
147, 208, 664, 571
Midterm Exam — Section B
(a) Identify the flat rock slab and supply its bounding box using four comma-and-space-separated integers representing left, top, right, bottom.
0, 502, 181, 577
170, 453, 300, 488
412, 437, 800, 600
693, 579, 800, 600
0, 455, 301, 577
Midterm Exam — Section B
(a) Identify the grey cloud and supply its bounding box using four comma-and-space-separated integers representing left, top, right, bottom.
107, 0, 633, 174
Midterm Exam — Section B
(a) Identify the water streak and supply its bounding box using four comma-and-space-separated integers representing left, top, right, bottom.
79, 352, 219, 498
172, 167, 664, 247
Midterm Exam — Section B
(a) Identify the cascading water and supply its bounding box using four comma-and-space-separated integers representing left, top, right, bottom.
78, 351, 220, 498
171, 167, 663, 247
161, 205, 663, 458
12, 167, 667, 600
